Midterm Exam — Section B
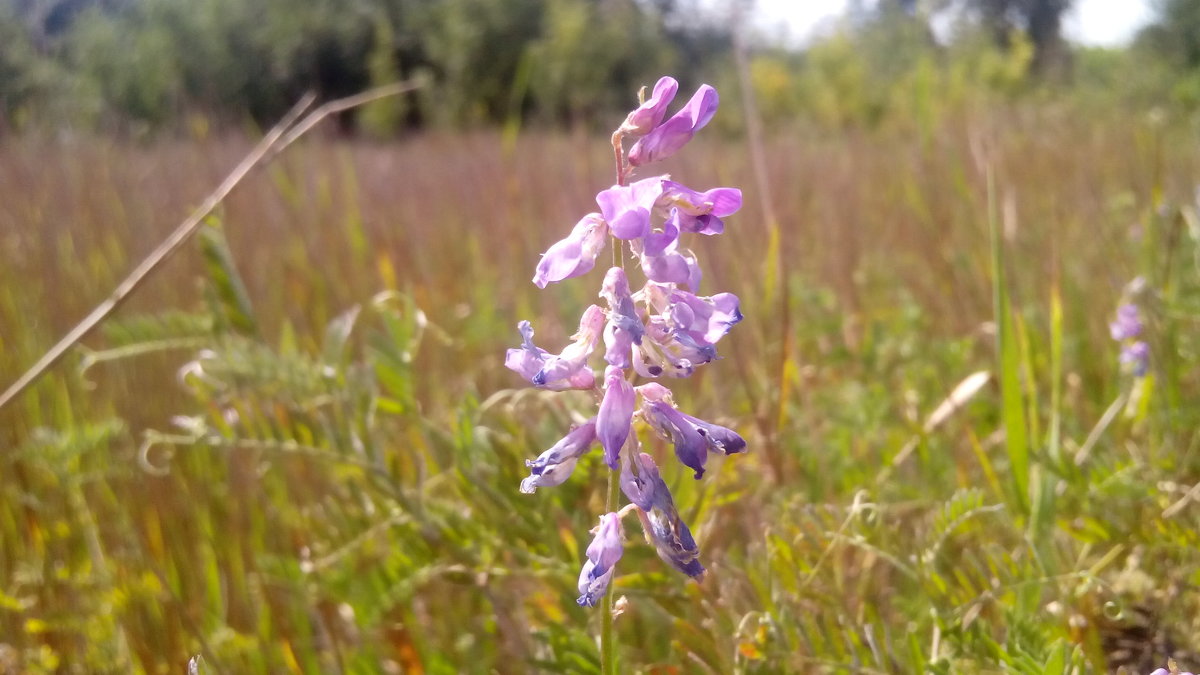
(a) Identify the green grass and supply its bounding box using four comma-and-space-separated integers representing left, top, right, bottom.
1, 106, 1199, 673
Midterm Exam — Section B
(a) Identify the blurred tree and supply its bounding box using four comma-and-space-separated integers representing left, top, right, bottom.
938, 0, 1072, 75
1135, 0, 1200, 105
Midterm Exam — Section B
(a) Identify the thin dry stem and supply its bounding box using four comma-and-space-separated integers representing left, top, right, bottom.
0, 79, 425, 412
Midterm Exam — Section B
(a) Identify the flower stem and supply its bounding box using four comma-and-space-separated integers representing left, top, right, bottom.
600, 463, 620, 675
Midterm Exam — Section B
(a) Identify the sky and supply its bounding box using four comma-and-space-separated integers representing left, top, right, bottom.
749, 0, 1156, 47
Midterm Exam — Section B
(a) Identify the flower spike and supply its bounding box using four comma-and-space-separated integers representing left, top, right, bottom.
507, 76, 743, 606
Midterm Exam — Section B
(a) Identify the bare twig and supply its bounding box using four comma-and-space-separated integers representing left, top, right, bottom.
0, 79, 424, 412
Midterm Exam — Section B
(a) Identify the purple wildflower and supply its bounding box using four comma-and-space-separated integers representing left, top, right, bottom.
639, 385, 746, 479
597, 365, 634, 469
1109, 303, 1143, 341
620, 76, 679, 136
520, 419, 598, 494
596, 176, 665, 240
643, 400, 709, 478
600, 267, 645, 369
504, 305, 605, 390
638, 221, 702, 292
1120, 340, 1150, 377
660, 181, 743, 236
577, 512, 624, 607
619, 449, 660, 510
1109, 298, 1150, 377
533, 213, 609, 288
506, 76, 745, 605
628, 85, 719, 167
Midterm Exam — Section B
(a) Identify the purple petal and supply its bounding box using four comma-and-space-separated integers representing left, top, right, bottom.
520, 419, 598, 493
619, 451, 660, 510
532, 213, 609, 288
600, 268, 644, 365
621, 76, 679, 136
628, 85, 719, 166
597, 365, 634, 468
660, 183, 741, 235
596, 177, 665, 240
677, 411, 746, 456
644, 400, 708, 478
604, 321, 634, 369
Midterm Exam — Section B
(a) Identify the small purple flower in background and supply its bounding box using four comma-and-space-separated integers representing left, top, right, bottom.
1120, 340, 1150, 377
1109, 286, 1150, 377
505, 76, 745, 608
1109, 303, 1143, 341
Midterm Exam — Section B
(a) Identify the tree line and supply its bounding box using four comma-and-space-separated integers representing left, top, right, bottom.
0, 0, 1197, 134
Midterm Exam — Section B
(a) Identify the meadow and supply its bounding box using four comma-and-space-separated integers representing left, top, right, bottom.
1, 102, 1199, 673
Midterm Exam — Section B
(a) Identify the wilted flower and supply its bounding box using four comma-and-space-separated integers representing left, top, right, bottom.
520, 419, 598, 493
625, 452, 705, 579
577, 512, 624, 607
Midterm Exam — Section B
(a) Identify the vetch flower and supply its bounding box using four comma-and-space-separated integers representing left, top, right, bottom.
643, 400, 709, 478
640, 387, 746, 478
504, 306, 605, 390
628, 85, 719, 166
620, 76, 679, 136
533, 213, 609, 288
596, 176, 665, 240
520, 419, 598, 493
577, 512, 624, 607
505, 76, 744, 607
660, 181, 742, 236
628, 284, 742, 378
597, 365, 634, 468
627, 453, 706, 579
619, 449, 660, 510
600, 267, 644, 369
638, 221, 702, 292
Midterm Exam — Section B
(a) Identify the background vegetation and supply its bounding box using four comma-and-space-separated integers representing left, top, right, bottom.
2, 0, 1200, 672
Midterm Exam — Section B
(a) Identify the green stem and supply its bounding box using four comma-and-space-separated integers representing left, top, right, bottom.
600, 462, 620, 675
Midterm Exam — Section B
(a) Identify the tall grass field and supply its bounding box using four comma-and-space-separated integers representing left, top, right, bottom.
1, 105, 1199, 672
